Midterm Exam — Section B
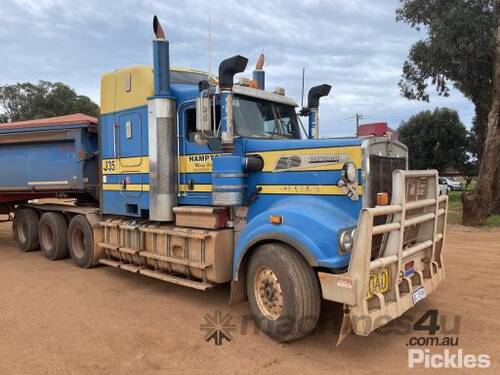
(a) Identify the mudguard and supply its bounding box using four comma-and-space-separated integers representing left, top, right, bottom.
233, 196, 358, 279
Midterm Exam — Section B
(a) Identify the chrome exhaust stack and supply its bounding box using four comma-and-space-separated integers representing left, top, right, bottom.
148, 15, 176, 221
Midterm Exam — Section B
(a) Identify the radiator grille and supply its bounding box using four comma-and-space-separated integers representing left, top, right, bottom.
369, 155, 407, 258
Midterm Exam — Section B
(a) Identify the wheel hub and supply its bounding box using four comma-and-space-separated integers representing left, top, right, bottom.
18, 220, 27, 243
254, 266, 283, 320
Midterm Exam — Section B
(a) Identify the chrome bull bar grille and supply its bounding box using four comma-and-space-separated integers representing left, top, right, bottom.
319, 170, 448, 336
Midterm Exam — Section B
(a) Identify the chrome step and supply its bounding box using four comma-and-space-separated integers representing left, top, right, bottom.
98, 258, 214, 290
120, 264, 142, 273
140, 269, 214, 290
140, 251, 211, 270
99, 258, 121, 268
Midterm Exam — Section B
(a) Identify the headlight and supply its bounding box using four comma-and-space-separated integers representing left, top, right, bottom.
343, 162, 357, 183
339, 228, 356, 254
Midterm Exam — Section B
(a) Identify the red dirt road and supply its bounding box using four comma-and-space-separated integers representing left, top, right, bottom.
0, 222, 498, 374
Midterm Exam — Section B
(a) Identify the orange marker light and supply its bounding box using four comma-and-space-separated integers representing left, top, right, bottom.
269, 215, 283, 225
376, 192, 389, 206
249, 79, 258, 89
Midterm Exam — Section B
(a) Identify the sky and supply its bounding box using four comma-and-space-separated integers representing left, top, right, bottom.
0, 0, 475, 136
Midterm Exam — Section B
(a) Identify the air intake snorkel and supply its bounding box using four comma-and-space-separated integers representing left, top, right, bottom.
302, 84, 331, 139
218, 55, 248, 152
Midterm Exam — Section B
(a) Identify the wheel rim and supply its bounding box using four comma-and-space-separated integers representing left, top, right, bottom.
71, 227, 85, 258
254, 266, 283, 320
41, 223, 54, 250
18, 220, 27, 244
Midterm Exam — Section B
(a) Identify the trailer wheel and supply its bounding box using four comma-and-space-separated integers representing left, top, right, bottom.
68, 215, 95, 268
13, 208, 40, 252
246, 243, 321, 342
39, 212, 68, 260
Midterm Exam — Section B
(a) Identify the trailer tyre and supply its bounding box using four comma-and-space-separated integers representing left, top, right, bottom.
246, 243, 321, 342
39, 212, 68, 260
68, 215, 95, 268
13, 208, 40, 252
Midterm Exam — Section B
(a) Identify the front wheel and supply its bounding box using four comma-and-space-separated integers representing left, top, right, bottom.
246, 243, 321, 342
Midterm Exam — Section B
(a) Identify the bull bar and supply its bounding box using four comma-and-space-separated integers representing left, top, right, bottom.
318, 170, 448, 336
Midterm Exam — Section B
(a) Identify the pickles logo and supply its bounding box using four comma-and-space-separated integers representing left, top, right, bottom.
406, 310, 491, 369
408, 349, 490, 369
200, 309, 237, 346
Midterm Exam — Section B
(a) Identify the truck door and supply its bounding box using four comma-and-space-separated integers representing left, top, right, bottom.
116, 111, 147, 198
178, 102, 219, 205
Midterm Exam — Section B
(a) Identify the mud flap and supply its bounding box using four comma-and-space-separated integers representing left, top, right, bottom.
229, 278, 247, 305
336, 305, 352, 346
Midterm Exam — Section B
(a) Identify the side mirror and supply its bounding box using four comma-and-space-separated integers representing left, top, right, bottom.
196, 96, 212, 133
196, 79, 213, 134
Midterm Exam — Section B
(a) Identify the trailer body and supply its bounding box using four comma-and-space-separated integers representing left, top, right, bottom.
0, 114, 98, 208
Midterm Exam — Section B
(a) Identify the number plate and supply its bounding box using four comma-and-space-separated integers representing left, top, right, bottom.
412, 286, 426, 304
367, 268, 389, 298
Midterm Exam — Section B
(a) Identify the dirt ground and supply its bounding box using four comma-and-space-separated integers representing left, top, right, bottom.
0, 222, 498, 375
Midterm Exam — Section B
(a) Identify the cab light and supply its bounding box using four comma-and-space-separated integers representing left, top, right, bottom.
249, 79, 258, 89
238, 77, 251, 87
376, 192, 389, 206
274, 87, 285, 96
269, 215, 283, 225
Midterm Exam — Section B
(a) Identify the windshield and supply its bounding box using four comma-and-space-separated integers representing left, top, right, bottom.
233, 96, 301, 139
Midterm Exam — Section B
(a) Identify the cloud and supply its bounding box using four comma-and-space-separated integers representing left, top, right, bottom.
0, 0, 474, 135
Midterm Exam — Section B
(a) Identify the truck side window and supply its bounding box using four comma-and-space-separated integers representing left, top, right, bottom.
185, 108, 197, 139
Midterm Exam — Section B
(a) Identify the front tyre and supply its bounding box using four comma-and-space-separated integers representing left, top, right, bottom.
246, 243, 321, 342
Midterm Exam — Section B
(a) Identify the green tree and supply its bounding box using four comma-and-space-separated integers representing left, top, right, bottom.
463, 0, 500, 225
399, 108, 473, 174
0, 81, 99, 123
396, 0, 495, 160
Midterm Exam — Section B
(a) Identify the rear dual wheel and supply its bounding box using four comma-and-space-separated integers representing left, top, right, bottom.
39, 212, 69, 260
13, 210, 96, 268
68, 215, 96, 268
13, 208, 40, 252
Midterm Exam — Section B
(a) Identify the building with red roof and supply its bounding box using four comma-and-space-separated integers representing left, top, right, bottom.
357, 122, 397, 141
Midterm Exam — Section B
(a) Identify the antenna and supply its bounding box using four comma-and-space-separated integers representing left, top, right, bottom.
301, 67, 305, 108
355, 113, 364, 136
208, 15, 212, 75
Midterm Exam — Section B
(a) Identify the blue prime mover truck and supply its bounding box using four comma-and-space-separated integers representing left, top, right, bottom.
0, 17, 448, 343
